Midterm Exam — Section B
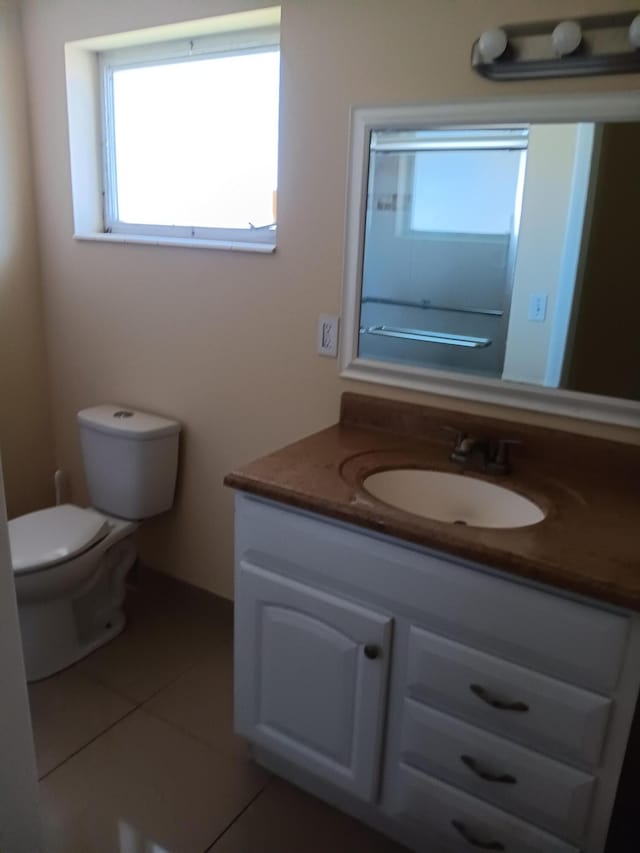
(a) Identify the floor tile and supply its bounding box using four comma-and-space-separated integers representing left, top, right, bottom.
127, 565, 234, 636
75, 570, 233, 702
210, 778, 408, 853
143, 632, 244, 759
74, 614, 203, 703
28, 668, 134, 778
40, 709, 268, 853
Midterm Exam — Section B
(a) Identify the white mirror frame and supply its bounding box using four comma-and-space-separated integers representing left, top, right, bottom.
340, 91, 640, 428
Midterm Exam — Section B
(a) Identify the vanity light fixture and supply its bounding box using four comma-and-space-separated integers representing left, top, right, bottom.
472, 11, 640, 80
630, 14, 640, 48
550, 20, 582, 57
477, 28, 508, 63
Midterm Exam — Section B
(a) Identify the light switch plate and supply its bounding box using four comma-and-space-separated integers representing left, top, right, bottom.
528, 292, 548, 322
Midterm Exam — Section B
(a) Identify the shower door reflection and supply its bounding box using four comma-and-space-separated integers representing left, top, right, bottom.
359, 128, 527, 378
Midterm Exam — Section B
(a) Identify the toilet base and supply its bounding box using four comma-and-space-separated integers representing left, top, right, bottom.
22, 607, 127, 683
18, 537, 137, 682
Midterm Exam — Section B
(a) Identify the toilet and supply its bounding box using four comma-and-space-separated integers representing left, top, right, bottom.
9, 405, 180, 682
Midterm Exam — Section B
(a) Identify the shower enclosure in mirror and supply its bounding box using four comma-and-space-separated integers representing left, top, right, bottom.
341, 95, 640, 426
361, 127, 527, 380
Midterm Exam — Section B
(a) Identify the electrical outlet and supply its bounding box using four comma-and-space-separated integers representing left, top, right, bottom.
528, 292, 548, 322
317, 314, 339, 357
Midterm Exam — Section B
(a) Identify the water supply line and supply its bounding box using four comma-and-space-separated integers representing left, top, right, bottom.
54, 469, 64, 506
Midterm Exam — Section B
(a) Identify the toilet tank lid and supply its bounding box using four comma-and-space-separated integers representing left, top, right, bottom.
9, 505, 111, 573
78, 405, 181, 440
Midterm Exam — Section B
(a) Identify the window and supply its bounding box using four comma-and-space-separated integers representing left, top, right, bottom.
99, 29, 279, 249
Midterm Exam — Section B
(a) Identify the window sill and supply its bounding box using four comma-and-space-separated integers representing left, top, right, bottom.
73, 232, 276, 254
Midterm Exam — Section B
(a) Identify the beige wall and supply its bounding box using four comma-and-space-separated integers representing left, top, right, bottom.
0, 0, 53, 519
19, 0, 640, 599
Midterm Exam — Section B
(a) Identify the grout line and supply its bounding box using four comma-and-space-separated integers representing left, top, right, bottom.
134, 659, 202, 705
73, 629, 217, 705
136, 698, 252, 762
38, 704, 139, 781
70, 670, 144, 705
134, 636, 234, 711
37, 659, 207, 781
35, 583, 233, 783
202, 778, 275, 852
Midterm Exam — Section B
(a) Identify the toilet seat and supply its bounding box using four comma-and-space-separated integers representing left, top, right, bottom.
9, 505, 111, 575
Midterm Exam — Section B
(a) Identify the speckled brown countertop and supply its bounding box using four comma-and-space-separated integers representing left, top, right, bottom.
224, 393, 640, 611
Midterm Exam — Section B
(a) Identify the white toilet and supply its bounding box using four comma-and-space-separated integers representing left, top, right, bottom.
9, 405, 181, 682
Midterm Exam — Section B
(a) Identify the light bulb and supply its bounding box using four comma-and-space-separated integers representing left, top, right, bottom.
478, 28, 508, 63
551, 20, 582, 57
629, 14, 640, 49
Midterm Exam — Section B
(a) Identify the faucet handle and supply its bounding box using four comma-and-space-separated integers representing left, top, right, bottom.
488, 438, 523, 474
440, 425, 466, 444
497, 437, 522, 452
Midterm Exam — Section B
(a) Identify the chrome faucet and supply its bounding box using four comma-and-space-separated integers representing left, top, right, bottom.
446, 429, 521, 475
450, 434, 489, 465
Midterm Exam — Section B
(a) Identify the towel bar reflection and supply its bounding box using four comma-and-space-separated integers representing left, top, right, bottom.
360, 325, 492, 348
361, 296, 504, 318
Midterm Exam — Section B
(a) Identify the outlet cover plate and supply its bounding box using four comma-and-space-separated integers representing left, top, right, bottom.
317, 314, 340, 357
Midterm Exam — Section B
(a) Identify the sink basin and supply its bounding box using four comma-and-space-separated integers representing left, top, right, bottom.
362, 469, 545, 529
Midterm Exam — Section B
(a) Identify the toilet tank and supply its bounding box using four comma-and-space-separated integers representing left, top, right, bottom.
77, 405, 181, 520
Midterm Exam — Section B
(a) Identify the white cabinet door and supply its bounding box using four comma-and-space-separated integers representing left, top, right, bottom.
235, 561, 392, 801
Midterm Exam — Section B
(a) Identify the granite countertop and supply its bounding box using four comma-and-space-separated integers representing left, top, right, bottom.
224, 393, 640, 612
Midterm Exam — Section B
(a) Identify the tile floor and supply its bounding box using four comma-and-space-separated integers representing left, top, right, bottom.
29, 567, 406, 853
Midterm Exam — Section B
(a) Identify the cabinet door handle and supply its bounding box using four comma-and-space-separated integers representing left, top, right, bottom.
460, 754, 517, 784
470, 683, 529, 712
451, 819, 505, 850
363, 644, 381, 660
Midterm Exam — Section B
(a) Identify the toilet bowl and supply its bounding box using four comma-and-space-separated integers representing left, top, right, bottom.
10, 405, 180, 682
10, 505, 137, 681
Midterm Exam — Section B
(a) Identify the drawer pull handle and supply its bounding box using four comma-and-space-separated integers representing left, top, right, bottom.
470, 684, 529, 713
451, 819, 505, 850
364, 644, 381, 660
461, 754, 517, 784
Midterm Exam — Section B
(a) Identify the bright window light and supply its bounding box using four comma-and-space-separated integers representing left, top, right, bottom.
101, 34, 280, 247
111, 51, 279, 230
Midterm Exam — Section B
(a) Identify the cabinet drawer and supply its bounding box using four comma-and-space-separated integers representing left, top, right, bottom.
406, 626, 611, 767
400, 699, 595, 842
388, 763, 580, 853
237, 495, 628, 692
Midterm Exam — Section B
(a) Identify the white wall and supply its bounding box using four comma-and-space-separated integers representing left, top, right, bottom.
503, 124, 580, 385
19, 0, 640, 599
0, 458, 41, 852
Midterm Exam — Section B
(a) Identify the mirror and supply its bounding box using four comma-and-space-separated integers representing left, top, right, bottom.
341, 95, 640, 426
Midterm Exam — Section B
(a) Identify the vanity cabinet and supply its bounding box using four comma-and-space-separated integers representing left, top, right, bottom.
233, 494, 640, 853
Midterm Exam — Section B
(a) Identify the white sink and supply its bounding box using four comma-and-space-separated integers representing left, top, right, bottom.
362, 469, 545, 529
